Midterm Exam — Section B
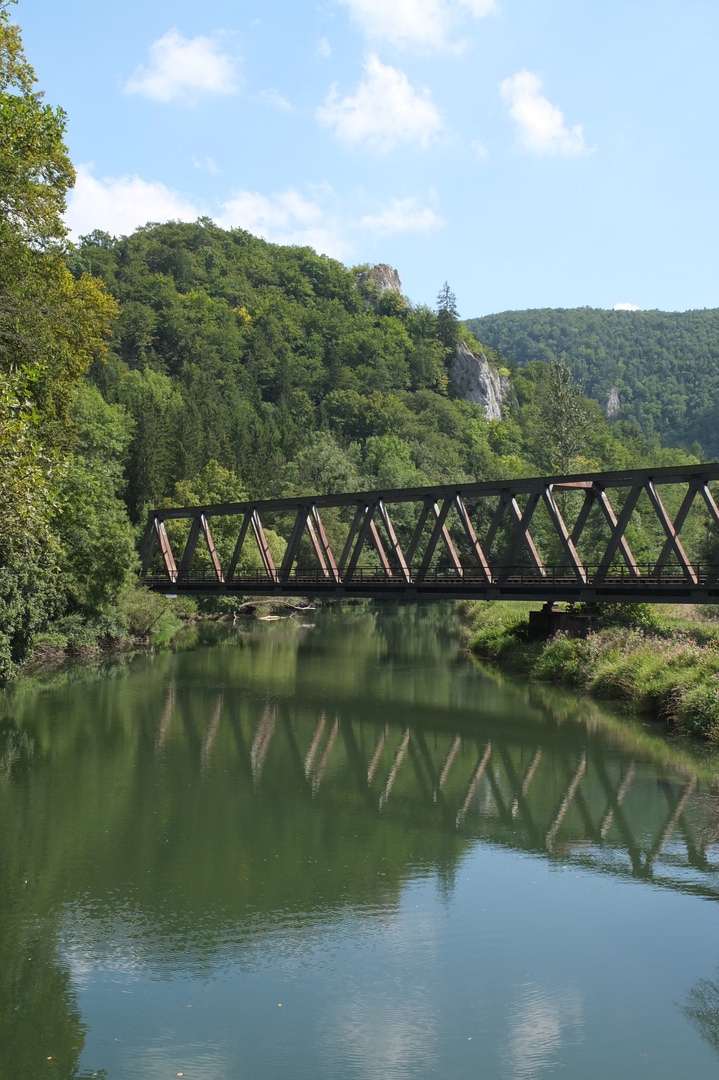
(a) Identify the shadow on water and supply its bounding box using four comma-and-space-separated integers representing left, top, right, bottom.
1, 604, 719, 1077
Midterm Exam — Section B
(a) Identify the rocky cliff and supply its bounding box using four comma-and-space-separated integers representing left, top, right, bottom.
365, 263, 403, 295
449, 342, 508, 420
605, 387, 620, 418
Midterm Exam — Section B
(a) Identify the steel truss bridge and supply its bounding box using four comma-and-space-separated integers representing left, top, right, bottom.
141, 463, 719, 604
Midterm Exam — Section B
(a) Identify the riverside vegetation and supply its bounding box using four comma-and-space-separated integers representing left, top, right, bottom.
3, 3, 719, 742
467, 601, 719, 743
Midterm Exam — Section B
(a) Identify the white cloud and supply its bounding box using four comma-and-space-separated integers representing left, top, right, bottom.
66, 165, 202, 238
500, 70, 587, 157
193, 155, 220, 174
318, 37, 332, 57
217, 186, 446, 257
125, 29, 239, 103
317, 55, 442, 152
216, 188, 353, 259
67, 167, 446, 261
258, 88, 293, 112
614, 302, 640, 311
361, 196, 445, 235
472, 139, 488, 159
336, 0, 496, 52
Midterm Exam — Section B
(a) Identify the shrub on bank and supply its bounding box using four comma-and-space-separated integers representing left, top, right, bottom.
468, 603, 719, 743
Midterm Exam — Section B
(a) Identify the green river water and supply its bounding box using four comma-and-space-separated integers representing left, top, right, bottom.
1, 605, 719, 1079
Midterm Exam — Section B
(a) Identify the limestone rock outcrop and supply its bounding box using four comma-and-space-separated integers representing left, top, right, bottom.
605, 387, 620, 418
449, 342, 507, 421
363, 263, 403, 295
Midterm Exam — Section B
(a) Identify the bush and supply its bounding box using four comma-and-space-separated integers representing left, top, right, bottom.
533, 633, 588, 686
673, 680, 719, 741
594, 603, 662, 634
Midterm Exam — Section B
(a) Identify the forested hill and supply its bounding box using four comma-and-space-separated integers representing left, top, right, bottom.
0, 3, 705, 688
466, 308, 719, 457
71, 221, 679, 521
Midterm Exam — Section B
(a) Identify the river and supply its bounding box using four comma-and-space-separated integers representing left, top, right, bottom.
1, 605, 719, 1079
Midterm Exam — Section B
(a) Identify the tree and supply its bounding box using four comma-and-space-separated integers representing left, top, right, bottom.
53, 385, 136, 617
542, 359, 588, 474
0, 2, 118, 679
436, 281, 460, 350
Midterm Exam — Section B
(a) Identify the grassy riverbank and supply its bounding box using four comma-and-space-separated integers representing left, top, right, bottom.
464, 601, 719, 743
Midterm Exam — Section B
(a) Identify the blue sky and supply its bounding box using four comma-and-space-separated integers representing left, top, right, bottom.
18, 0, 719, 317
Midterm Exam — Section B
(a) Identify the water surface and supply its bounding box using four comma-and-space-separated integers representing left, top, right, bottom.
1, 606, 719, 1079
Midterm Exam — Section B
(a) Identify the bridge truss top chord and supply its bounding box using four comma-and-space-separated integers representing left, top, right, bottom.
140, 463, 719, 603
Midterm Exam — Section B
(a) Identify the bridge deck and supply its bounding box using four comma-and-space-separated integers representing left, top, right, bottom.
143, 569, 719, 604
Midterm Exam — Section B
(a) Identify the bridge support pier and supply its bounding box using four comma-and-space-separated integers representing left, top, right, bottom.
528, 603, 595, 640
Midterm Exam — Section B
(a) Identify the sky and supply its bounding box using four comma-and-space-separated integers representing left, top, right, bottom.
17, 0, 719, 317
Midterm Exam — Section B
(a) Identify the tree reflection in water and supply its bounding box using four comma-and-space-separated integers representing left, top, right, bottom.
1, 606, 719, 1078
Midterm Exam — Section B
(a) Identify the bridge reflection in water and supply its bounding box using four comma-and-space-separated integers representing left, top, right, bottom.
153, 671, 719, 903
3, 610, 719, 1078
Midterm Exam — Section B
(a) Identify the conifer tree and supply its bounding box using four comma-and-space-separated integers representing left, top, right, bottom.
436, 281, 459, 349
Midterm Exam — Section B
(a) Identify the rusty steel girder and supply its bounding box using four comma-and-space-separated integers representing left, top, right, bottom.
139, 463, 719, 604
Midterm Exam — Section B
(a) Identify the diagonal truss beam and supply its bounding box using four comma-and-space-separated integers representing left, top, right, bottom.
250, 510, 278, 583
543, 486, 587, 583
309, 505, 340, 582
377, 499, 411, 583
646, 481, 698, 583
454, 495, 492, 581
498, 493, 545, 582
593, 484, 642, 583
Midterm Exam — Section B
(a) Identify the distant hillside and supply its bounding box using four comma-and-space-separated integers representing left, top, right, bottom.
71, 222, 682, 521
466, 308, 719, 457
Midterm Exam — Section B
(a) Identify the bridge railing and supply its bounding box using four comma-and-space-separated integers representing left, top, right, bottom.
142, 562, 719, 590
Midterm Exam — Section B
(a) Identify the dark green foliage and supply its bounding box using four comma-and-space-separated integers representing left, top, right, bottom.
467, 307, 719, 456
